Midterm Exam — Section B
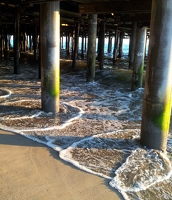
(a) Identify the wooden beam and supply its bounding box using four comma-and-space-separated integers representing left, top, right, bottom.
113, 13, 151, 23
79, 1, 152, 14
61, 17, 77, 24
21, 0, 60, 4
60, 9, 81, 18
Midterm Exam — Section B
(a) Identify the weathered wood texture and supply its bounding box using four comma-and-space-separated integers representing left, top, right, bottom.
79, 1, 152, 14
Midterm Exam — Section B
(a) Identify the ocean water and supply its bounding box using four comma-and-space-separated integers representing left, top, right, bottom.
10, 36, 149, 58
10, 36, 130, 55
78, 37, 130, 56
0, 56, 171, 200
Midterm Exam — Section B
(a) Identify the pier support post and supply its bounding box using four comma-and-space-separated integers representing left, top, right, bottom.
113, 26, 119, 64
145, 35, 149, 58
61, 34, 63, 49
81, 30, 84, 59
67, 32, 70, 56
141, 0, 172, 151
87, 14, 97, 82
84, 33, 87, 51
131, 26, 146, 90
23, 30, 26, 52
38, 11, 41, 79
1, 28, 4, 58
20, 32, 23, 52
0, 27, 1, 59
108, 33, 112, 53
14, 9, 20, 74
65, 33, 68, 50
40, 2, 60, 113
129, 22, 137, 69
0, 27, 4, 59
4, 26, 9, 59
33, 23, 37, 63
99, 20, 105, 70
71, 22, 80, 70
29, 30, 32, 53
118, 31, 124, 58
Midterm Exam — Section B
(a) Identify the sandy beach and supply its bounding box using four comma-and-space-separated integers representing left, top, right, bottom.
0, 129, 123, 200
1, 55, 172, 199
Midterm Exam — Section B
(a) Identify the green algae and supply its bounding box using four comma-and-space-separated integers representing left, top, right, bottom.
154, 100, 172, 132
43, 67, 60, 98
137, 62, 144, 88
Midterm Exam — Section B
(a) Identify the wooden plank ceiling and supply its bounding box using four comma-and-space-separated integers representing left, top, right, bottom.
0, 0, 152, 35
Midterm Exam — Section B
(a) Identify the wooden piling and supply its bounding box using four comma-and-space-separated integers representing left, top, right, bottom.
141, 0, 172, 151
131, 26, 147, 90
14, 9, 20, 74
87, 14, 97, 82
40, 2, 60, 113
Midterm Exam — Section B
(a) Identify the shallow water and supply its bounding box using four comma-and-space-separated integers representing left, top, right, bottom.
0, 56, 172, 200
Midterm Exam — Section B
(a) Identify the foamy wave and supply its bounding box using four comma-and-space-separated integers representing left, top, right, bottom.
109, 149, 172, 192
22, 102, 84, 132
60, 130, 141, 179
59, 137, 112, 179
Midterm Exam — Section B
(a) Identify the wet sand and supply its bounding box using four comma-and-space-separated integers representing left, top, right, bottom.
1, 53, 172, 200
0, 129, 123, 200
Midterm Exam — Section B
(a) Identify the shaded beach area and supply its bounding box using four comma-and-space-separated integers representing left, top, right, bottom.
0, 129, 122, 200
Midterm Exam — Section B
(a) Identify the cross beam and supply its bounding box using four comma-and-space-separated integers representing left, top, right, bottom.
79, 1, 152, 14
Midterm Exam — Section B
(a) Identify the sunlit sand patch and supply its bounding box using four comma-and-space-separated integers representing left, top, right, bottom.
109, 149, 172, 192
59, 130, 141, 178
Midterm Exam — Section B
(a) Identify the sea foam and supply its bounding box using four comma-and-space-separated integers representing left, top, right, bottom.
109, 149, 172, 192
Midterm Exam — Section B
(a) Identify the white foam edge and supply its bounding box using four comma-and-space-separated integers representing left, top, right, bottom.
2, 99, 40, 104
60, 146, 111, 180
0, 111, 43, 120
1, 122, 145, 196
59, 129, 140, 180
44, 136, 62, 151
0, 126, 62, 152
59, 133, 112, 179
0, 102, 84, 151
20, 102, 84, 132
0, 101, 84, 131
0, 89, 11, 98
109, 148, 172, 192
